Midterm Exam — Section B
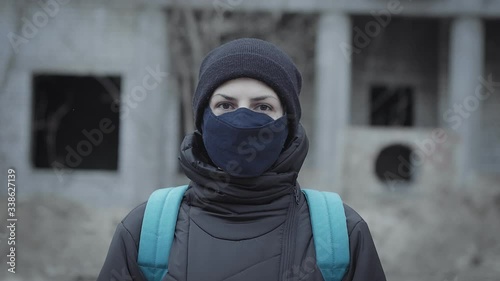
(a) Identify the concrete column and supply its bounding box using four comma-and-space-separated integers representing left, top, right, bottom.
313, 13, 352, 191
447, 17, 484, 184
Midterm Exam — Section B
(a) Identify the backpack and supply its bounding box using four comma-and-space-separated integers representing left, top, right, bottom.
137, 185, 350, 281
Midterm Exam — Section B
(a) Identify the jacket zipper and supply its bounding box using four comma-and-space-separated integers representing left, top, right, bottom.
280, 185, 300, 281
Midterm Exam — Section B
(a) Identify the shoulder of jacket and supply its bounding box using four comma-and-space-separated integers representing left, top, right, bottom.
120, 202, 147, 248
298, 192, 367, 236
342, 203, 367, 236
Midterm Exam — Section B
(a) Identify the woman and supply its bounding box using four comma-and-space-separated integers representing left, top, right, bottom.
98, 38, 386, 281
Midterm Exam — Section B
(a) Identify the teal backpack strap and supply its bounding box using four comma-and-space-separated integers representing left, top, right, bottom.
302, 189, 350, 281
138, 185, 189, 281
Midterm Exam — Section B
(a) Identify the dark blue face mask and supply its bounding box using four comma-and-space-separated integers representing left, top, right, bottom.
202, 107, 288, 178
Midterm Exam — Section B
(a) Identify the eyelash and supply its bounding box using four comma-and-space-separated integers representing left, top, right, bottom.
215, 102, 274, 112
215, 102, 235, 110
256, 104, 273, 111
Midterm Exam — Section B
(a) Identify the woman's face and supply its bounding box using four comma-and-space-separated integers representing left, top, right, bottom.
209, 78, 284, 120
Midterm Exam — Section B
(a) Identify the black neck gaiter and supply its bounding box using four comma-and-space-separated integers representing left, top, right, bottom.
178, 126, 308, 239
179, 124, 309, 208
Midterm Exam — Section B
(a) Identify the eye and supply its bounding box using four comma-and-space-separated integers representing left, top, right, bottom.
215, 102, 234, 110
255, 104, 273, 111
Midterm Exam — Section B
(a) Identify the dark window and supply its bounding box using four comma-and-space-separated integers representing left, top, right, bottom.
32, 74, 121, 170
370, 85, 414, 127
375, 144, 414, 188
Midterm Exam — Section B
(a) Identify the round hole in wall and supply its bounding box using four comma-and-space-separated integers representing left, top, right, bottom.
374, 144, 414, 188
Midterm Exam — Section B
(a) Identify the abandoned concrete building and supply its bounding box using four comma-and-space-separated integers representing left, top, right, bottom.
0, 0, 499, 281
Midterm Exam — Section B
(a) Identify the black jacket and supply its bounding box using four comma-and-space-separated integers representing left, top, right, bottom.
97, 127, 386, 281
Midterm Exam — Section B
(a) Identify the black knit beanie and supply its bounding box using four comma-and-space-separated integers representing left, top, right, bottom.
192, 38, 302, 136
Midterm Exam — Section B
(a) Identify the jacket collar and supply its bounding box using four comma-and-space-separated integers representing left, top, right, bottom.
178, 125, 309, 209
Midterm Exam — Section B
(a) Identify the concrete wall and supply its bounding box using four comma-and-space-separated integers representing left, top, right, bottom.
480, 20, 500, 173
0, 0, 178, 209
305, 10, 500, 281
342, 127, 456, 196
0, 2, 179, 280
0, 1, 178, 278
164, 0, 500, 17
349, 16, 440, 127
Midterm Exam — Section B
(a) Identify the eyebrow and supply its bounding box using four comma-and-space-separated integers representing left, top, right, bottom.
213, 93, 236, 101
213, 93, 279, 102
